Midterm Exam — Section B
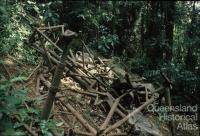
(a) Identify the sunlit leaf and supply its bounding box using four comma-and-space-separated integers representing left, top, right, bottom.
10, 76, 27, 82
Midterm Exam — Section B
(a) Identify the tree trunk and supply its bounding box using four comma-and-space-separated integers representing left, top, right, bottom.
41, 30, 77, 120
185, 1, 197, 71
145, 1, 163, 68
164, 1, 175, 62
140, 13, 144, 52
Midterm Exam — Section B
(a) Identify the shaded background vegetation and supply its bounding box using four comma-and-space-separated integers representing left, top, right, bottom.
1, 0, 199, 104
0, 1, 199, 134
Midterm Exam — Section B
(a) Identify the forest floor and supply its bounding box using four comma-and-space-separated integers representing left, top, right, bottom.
1, 55, 199, 136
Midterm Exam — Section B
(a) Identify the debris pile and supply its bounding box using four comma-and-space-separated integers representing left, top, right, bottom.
28, 25, 169, 136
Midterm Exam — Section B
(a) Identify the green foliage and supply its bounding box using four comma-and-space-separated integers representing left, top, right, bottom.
38, 1, 61, 25
90, 33, 119, 56
40, 120, 64, 136
0, 74, 64, 135
0, 1, 39, 64
0, 0, 62, 64
74, 1, 200, 105
0, 76, 30, 135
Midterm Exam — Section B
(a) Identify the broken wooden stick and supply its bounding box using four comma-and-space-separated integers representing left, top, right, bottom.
99, 93, 128, 131
59, 100, 97, 135
103, 96, 158, 134
26, 61, 42, 82
36, 28, 63, 53
73, 129, 93, 136
160, 72, 175, 136
107, 133, 127, 136
38, 25, 64, 30
81, 40, 96, 66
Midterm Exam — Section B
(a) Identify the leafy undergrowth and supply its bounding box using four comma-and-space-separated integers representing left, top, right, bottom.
0, 59, 64, 136
0, 89, 63, 136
